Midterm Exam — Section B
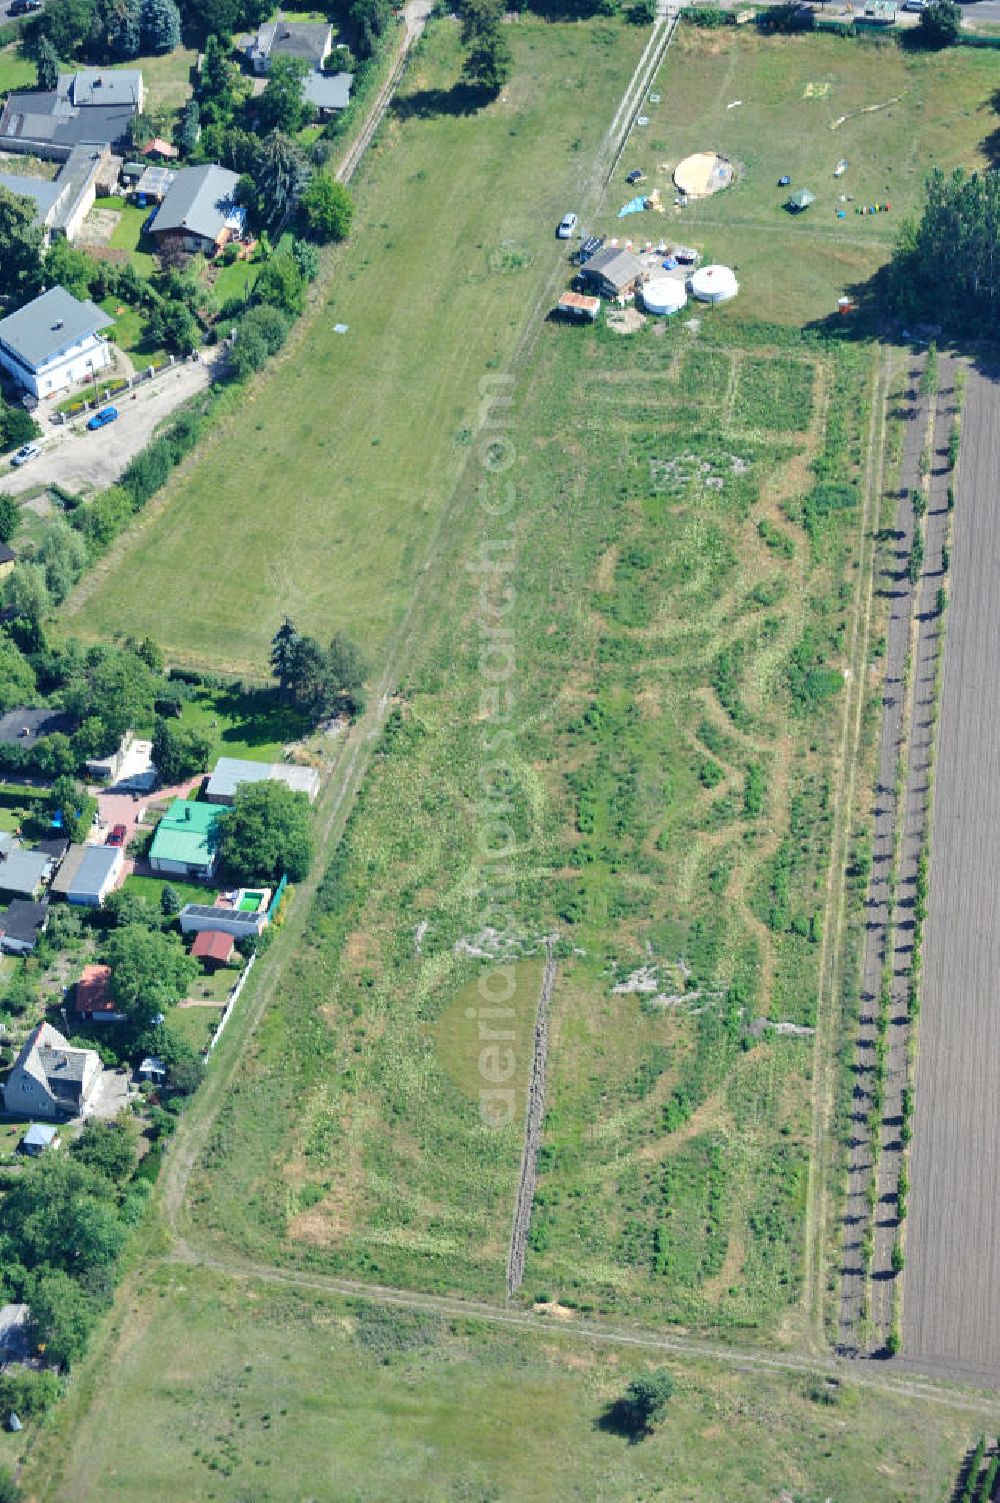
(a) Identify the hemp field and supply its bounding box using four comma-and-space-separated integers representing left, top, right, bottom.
177, 305, 876, 1335
20, 1265, 977, 1502
604, 28, 1000, 324
61, 19, 647, 672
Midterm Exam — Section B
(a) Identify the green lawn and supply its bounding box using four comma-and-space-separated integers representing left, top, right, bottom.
168, 1000, 225, 1052
123, 874, 216, 911
98, 293, 168, 371
62, 18, 650, 671
175, 685, 310, 763
93, 197, 159, 279
603, 26, 1000, 324
0, 43, 36, 97
114, 46, 197, 114
19, 1265, 978, 1503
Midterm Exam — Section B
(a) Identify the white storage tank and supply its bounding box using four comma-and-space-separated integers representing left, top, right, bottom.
641, 278, 687, 316
690, 264, 739, 304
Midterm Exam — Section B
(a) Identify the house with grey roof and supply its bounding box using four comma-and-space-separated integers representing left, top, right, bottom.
303, 70, 353, 119
0, 849, 51, 902
0, 706, 76, 748
0, 144, 113, 245
50, 842, 123, 906
0, 70, 144, 160
149, 163, 244, 258
205, 755, 320, 804
0, 1303, 32, 1366
0, 285, 114, 398
243, 19, 332, 73
3, 1021, 102, 1121
579, 246, 645, 300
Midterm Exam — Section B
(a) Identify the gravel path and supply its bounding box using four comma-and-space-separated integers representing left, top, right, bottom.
838, 354, 927, 1352
902, 365, 1000, 1378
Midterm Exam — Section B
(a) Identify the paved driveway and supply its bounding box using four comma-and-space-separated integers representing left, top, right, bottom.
4, 355, 217, 499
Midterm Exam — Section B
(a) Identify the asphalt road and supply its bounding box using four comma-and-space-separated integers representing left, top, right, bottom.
903, 365, 1000, 1382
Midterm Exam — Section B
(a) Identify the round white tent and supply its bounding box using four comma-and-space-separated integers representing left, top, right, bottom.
690, 264, 738, 304
641, 278, 687, 316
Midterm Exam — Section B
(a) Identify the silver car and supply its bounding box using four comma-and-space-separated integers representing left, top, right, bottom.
10, 442, 41, 468
557, 212, 579, 239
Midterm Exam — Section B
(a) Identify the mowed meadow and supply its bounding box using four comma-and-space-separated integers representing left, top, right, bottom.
181, 302, 876, 1334
61, 19, 647, 671
22, 1267, 972, 1503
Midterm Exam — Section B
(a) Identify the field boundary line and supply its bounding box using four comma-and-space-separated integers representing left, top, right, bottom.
802, 342, 892, 1352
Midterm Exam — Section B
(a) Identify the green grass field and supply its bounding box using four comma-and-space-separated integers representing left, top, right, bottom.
600, 27, 1000, 324
175, 294, 873, 1334
61, 18, 648, 670
0, 43, 36, 97
18, 1265, 977, 1502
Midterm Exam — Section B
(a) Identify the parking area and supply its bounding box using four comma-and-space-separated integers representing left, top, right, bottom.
4, 354, 218, 499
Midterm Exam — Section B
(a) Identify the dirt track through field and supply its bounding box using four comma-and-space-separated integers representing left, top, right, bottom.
903, 365, 1000, 1381
506, 942, 556, 1297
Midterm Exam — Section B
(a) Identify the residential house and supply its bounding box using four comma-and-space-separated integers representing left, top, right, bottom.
205, 756, 320, 805
0, 285, 114, 399
240, 19, 351, 119
579, 246, 645, 301
137, 1055, 166, 1083
74, 961, 125, 1023
141, 136, 178, 160
149, 164, 244, 258
85, 731, 156, 791
243, 19, 332, 74
0, 70, 144, 159
191, 928, 235, 968
21, 1123, 60, 1155
3, 1021, 102, 1121
50, 842, 123, 906
179, 886, 271, 940
0, 706, 76, 749
0, 899, 48, 955
148, 798, 222, 881
302, 70, 353, 120
0, 849, 51, 902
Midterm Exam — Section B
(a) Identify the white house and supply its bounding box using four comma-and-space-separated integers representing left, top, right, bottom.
50, 843, 123, 906
3, 1021, 102, 1121
0, 285, 114, 399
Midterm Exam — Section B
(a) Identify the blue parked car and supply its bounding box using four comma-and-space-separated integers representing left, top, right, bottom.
87, 406, 119, 431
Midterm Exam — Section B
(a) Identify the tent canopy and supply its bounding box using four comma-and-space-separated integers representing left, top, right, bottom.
788, 188, 815, 210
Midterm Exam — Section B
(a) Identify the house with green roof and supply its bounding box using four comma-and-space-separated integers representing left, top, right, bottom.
148, 799, 222, 881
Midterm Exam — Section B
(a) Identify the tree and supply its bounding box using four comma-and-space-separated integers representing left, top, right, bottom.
460, 0, 504, 44
70, 1120, 135, 1184
199, 32, 237, 123
919, 0, 960, 44
889, 166, 1000, 334
0, 495, 18, 544
48, 775, 97, 844
253, 248, 306, 316
26, 1270, 99, 1369
61, 647, 160, 746
601, 1368, 675, 1438
146, 299, 200, 355
463, 28, 512, 94
44, 237, 96, 300
285, 633, 328, 715
0, 638, 37, 713
102, 0, 142, 59
217, 778, 314, 882
253, 130, 310, 231
270, 616, 299, 693
258, 54, 308, 134
0, 1157, 126, 1279
25, 0, 97, 60
140, 0, 181, 51
37, 518, 87, 604
176, 96, 200, 155
35, 34, 60, 91
326, 631, 367, 717
229, 302, 289, 377
0, 1467, 18, 1503
0, 404, 41, 455
160, 882, 181, 915
300, 175, 354, 243
350, 0, 393, 56
0, 187, 44, 301
104, 924, 199, 1029
5, 563, 51, 624
291, 236, 319, 282
151, 716, 211, 783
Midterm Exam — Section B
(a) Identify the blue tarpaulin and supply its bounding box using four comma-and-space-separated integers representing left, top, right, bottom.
618, 196, 647, 218
662, 256, 678, 270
